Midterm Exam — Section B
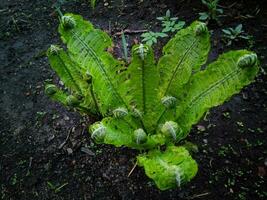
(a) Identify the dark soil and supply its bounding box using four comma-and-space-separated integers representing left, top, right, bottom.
1, 0, 266, 199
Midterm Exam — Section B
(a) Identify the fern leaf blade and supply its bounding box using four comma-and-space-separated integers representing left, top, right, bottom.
158, 21, 210, 97
59, 14, 127, 114
125, 45, 160, 131
175, 50, 259, 135
137, 146, 198, 190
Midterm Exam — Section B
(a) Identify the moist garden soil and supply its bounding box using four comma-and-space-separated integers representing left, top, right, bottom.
0, 0, 267, 199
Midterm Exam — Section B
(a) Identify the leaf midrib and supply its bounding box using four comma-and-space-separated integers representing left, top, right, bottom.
70, 30, 127, 108
56, 52, 82, 94
178, 63, 242, 119
164, 38, 198, 96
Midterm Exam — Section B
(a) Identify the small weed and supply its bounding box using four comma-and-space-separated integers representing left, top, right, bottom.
199, 0, 223, 23
141, 10, 185, 46
222, 111, 231, 119
10, 173, 18, 185
222, 24, 251, 46
141, 32, 168, 46
157, 10, 185, 33
47, 181, 68, 193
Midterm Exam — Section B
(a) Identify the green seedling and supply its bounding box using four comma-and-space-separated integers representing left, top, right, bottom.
199, 0, 223, 23
157, 9, 186, 33
141, 31, 168, 46
222, 24, 251, 46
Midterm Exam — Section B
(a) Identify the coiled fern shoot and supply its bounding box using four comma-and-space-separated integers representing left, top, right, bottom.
45, 13, 259, 190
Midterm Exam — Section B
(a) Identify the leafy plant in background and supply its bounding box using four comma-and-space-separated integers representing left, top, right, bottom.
45, 13, 259, 190
222, 24, 251, 46
52, 0, 98, 9
141, 10, 185, 46
199, 0, 223, 22
141, 31, 168, 46
157, 10, 186, 33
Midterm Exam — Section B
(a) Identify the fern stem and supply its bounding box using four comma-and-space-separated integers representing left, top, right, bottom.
121, 32, 128, 63
89, 84, 100, 114
55, 7, 63, 17
156, 108, 167, 125
156, 39, 198, 125
141, 60, 146, 112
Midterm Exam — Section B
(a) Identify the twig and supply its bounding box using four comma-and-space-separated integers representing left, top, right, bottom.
58, 126, 74, 149
209, 158, 213, 167
186, 192, 210, 199
127, 161, 138, 177
115, 29, 148, 36
26, 157, 33, 176
11, 16, 20, 32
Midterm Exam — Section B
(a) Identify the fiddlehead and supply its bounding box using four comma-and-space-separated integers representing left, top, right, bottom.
112, 107, 128, 118
195, 22, 208, 36
161, 121, 183, 141
45, 84, 58, 95
133, 128, 147, 144
161, 96, 177, 108
90, 123, 106, 143
61, 15, 76, 29
238, 53, 258, 68
133, 44, 149, 60
66, 95, 80, 106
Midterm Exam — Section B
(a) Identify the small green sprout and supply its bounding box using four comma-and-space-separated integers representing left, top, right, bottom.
141, 31, 168, 46
141, 10, 185, 46
199, 0, 223, 23
222, 24, 251, 46
157, 10, 185, 33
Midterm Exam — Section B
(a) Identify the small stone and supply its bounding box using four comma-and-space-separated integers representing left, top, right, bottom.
264, 158, 267, 167
197, 125, 206, 132
258, 166, 266, 177
64, 115, 70, 121
104, 2, 109, 6
81, 147, 95, 156
66, 148, 73, 155
48, 134, 55, 142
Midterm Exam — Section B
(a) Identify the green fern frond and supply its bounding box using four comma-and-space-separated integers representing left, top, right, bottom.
47, 45, 98, 114
175, 50, 259, 135
158, 21, 210, 97
59, 14, 128, 115
124, 44, 160, 131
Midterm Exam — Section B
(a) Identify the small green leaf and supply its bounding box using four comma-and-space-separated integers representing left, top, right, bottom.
166, 10, 171, 18
222, 29, 231, 35
235, 24, 243, 33
138, 146, 198, 190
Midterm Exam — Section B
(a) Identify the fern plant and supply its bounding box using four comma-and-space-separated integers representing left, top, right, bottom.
45, 13, 259, 190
